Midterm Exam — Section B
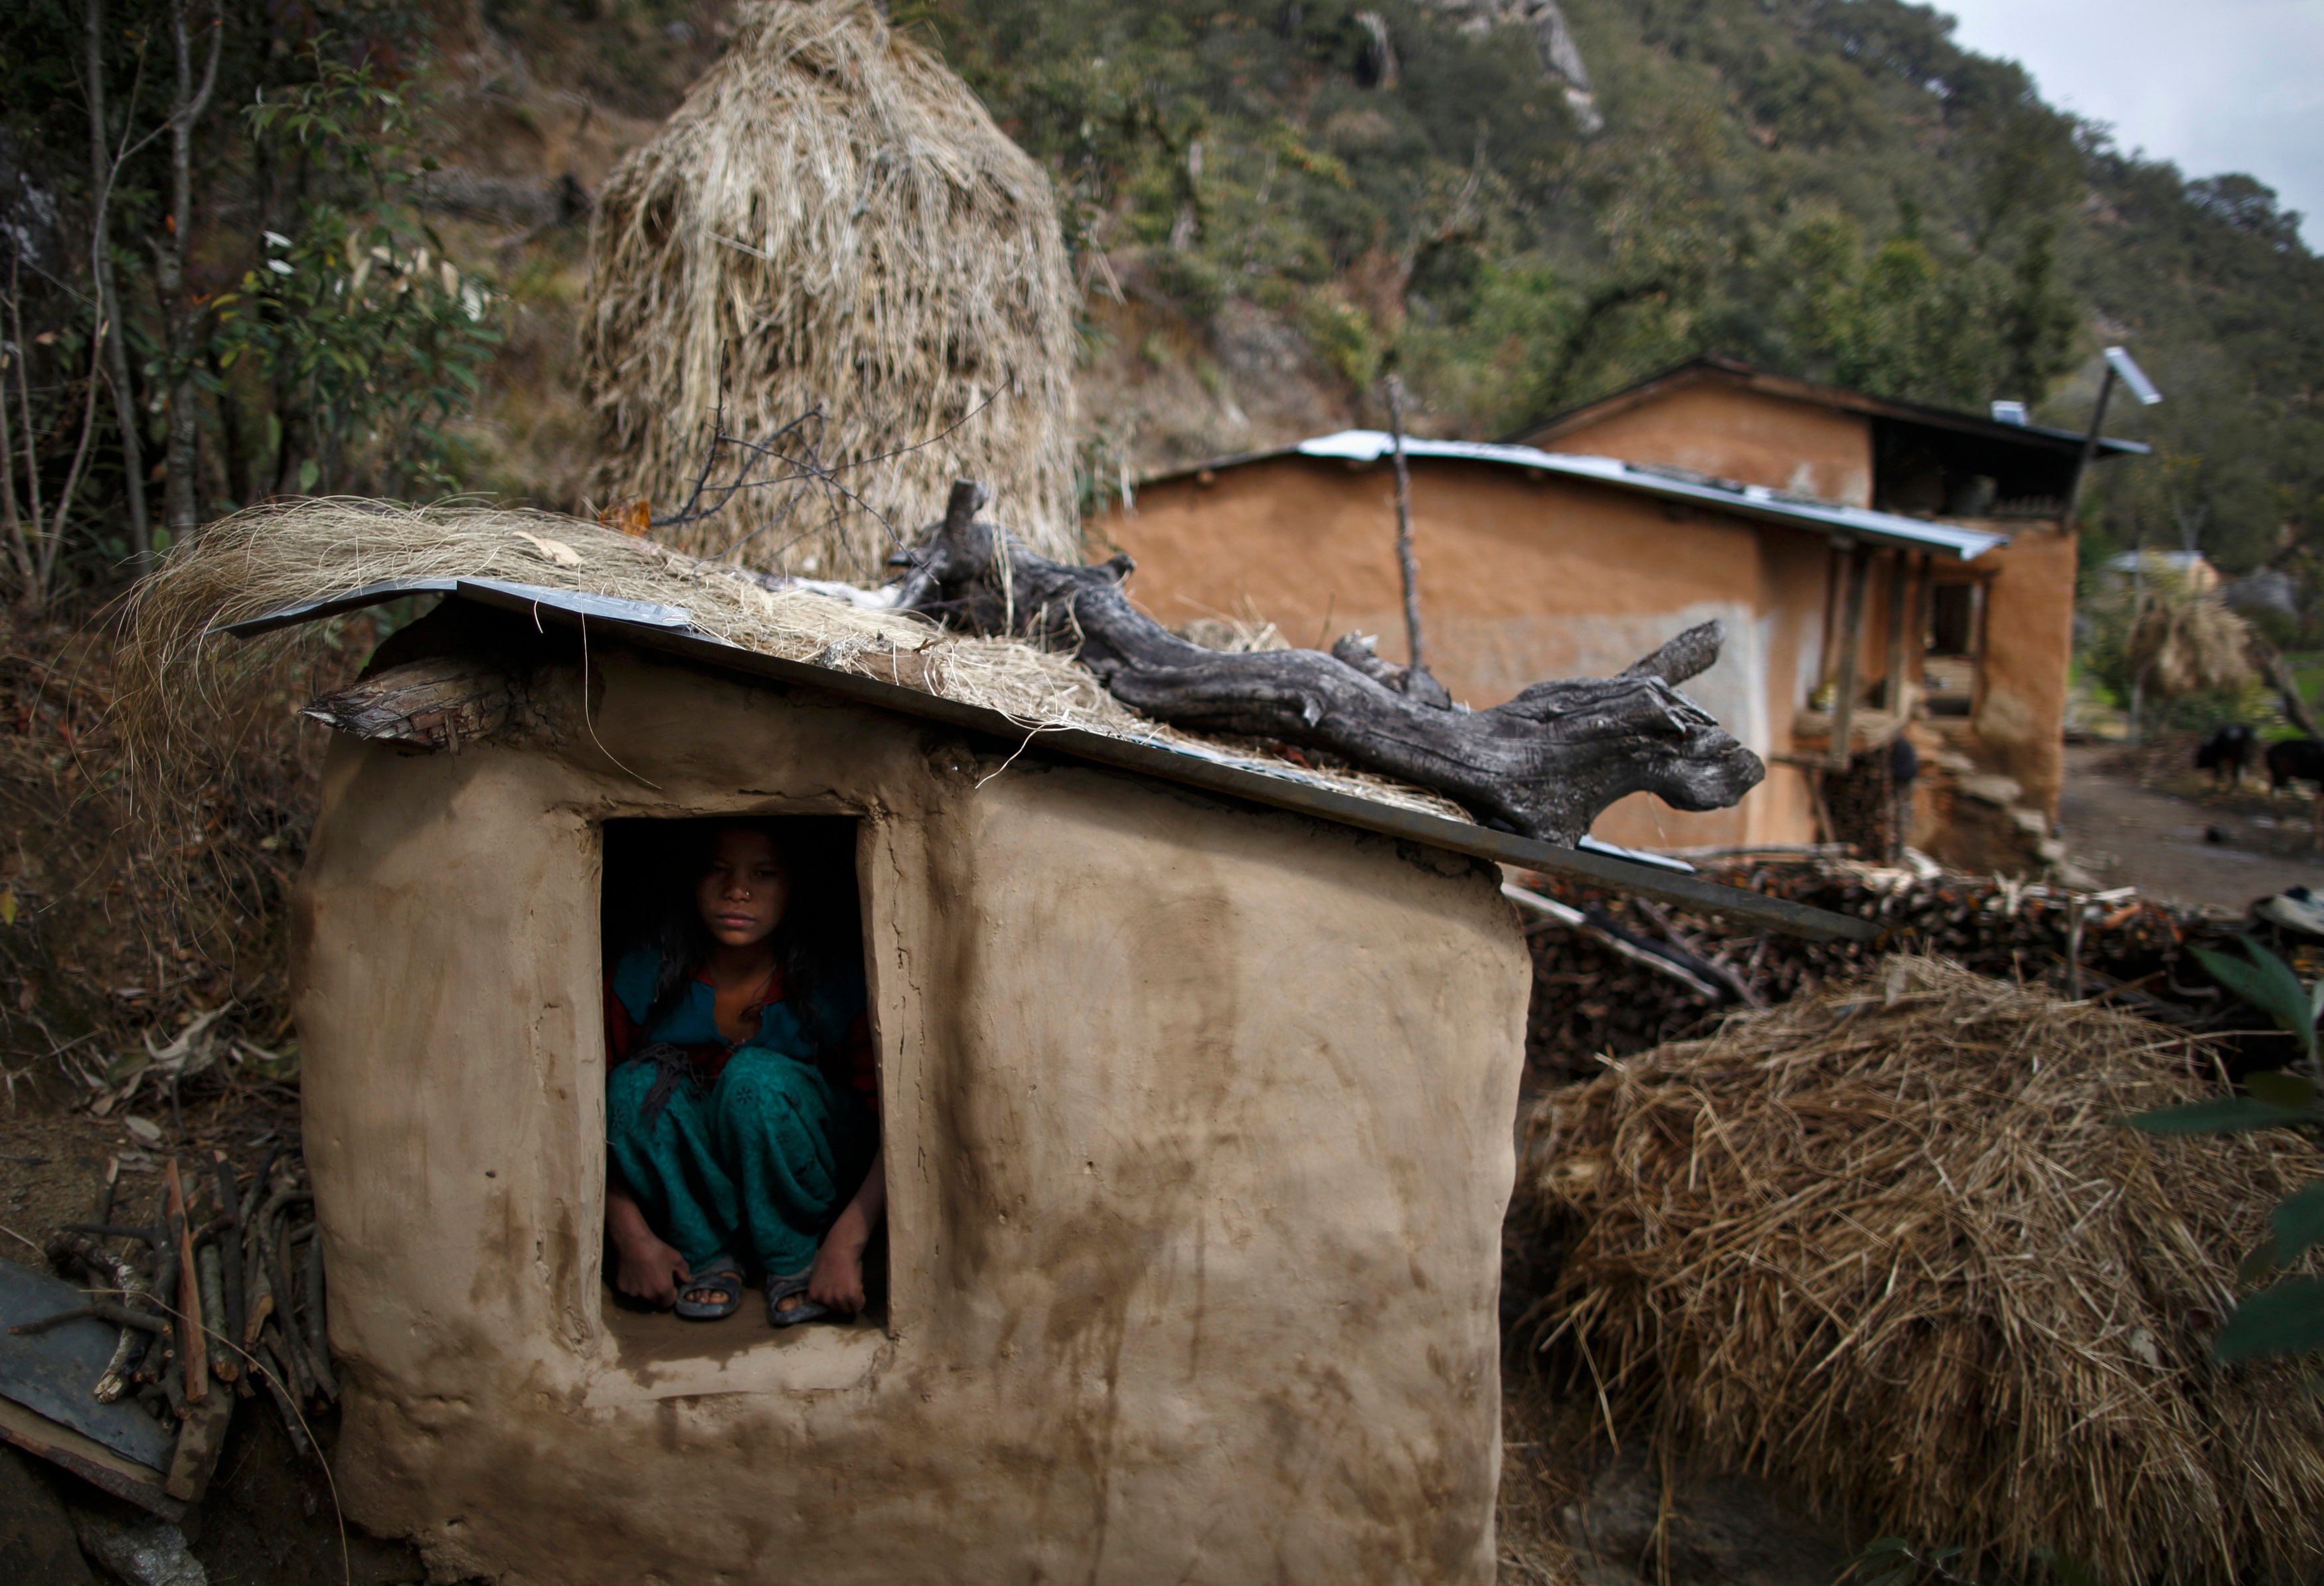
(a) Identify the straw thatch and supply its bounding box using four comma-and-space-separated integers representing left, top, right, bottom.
580, 0, 1080, 583
1519, 957, 2324, 1583
2127, 588, 2254, 700
112, 500, 1468, 846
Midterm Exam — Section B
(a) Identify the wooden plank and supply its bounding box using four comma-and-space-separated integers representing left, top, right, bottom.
161, 1388, 230, 1503
0, 1396, 181, 1520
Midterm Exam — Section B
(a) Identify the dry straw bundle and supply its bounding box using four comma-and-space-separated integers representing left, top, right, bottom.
1521, 957, 2324, 1583
112, 499, 1465, 843
2127, 595, 2253, 700
2118, 551, 2254, 701
580, 0, 1080, 582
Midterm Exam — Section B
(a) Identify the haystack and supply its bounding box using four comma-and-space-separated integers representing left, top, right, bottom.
1519, 957, 2324, 1583
2127, 589, 2253, 699
580, 0, 1080, 583
112, 500, 1465, 843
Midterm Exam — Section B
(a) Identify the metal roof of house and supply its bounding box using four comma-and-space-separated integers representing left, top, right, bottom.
1507, 353, 2153, 460
228, 578, 1874, 942
1299, 432, 2010, 560
1143, 431, 2010, 561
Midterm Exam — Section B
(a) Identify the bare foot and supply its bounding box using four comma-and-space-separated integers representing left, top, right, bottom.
613, 1229, 690, 1308
804, 1238, 865, 1315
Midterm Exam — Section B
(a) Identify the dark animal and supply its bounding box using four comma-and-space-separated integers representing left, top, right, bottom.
2196, 723, 2258, 788
2270, 736, 2324, 793
2266, 737, 2324, 849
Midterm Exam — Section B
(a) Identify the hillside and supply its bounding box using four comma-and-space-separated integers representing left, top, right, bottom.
4, 0, 2314, 598
893, 0, 2321, 593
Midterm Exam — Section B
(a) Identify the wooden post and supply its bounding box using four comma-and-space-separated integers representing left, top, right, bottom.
1382, 374, 1427, 678
1815, 540, 1843, 698
2062, 361, 2117, 530
1914, 552, 1934, 687
1827, 538, 1868, 771
1882, 550, 1911, 714
163, 1158, 207, 1403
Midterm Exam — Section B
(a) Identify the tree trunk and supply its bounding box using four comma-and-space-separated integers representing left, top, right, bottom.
158, 0, 222, 544
83, 0, 153, 574
2252, 636, 2321, 740
891, 481, 1766, 846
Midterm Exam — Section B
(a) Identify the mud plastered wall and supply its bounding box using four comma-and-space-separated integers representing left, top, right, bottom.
291, 646, 1531, 1585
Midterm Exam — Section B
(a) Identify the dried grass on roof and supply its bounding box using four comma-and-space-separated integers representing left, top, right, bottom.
1519, 956, 2324, 1583
112, 500, 1468, 844
579, 0, 1079, 583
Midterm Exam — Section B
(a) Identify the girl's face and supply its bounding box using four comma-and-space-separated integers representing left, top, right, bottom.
696, 829, 789, 949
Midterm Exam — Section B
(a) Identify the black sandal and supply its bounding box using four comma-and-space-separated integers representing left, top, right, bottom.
765, 1271, 833, 1328
673, 1261, 744, 1321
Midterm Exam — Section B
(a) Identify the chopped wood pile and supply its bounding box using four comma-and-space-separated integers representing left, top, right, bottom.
27, 1145, 331, 1504
1512, 852, 2307, 1082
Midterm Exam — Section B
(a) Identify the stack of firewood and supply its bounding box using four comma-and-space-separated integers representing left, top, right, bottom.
24, 1147, 331, 1500
1515, 855, 2299, 1083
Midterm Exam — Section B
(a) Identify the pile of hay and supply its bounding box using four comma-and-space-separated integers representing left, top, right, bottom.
1519, 956, 2324, 1583
2127, 592, 2253, 699
580, 0, 1079, 582
113, 501, 1467, 839
2116, 551, 2254, 701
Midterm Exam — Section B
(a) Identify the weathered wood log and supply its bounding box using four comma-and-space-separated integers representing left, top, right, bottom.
892, 481, 1765, 845
302, 653, 527, 752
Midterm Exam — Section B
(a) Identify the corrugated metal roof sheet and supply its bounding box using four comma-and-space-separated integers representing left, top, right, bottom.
1291, 431, 2011, 561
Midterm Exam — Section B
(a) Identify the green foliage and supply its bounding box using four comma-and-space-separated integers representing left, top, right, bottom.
215, 46, 505, 498
2125, 1095, 2311, 1136
1303, 290, 1384, 390
2213, 1277, 2324, 1365
1843, 1532, 2100, 1586
1840, 1534, 1965, 1586
0, 1, 505, 603
2123, 937, 2324, 1370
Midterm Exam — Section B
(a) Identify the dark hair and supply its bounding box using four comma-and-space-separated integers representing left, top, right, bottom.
631, 817, 859, 1037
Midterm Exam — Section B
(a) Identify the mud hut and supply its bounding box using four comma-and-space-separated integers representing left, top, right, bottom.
580, 0, 1080, 582
117, 503, 1538, 1583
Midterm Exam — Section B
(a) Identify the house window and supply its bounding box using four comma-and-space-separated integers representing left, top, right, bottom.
596, 815, 884, 1358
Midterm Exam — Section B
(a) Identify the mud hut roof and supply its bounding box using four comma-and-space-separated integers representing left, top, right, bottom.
116, 501, 1868, 941
580, 0, 1080, 585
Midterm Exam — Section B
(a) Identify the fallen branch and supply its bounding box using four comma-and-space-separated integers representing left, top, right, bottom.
891, 482, 1766, 844
9, 1303, 169, 1336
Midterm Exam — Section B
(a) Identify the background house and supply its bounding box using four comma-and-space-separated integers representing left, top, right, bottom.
1095, 357, 2145, 862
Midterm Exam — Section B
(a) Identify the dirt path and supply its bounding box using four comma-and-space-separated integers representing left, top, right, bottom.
2056, 740, 2321, 913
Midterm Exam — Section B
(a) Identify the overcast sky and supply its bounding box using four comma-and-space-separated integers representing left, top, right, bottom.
1938, 0, 2324, 249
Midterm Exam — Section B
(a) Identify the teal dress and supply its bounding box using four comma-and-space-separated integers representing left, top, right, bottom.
605, 949, 876, 1277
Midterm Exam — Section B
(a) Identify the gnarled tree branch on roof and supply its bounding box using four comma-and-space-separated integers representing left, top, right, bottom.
892, 481, 1766, 846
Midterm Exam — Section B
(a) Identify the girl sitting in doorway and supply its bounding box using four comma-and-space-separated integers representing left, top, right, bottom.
603, 820, 882, 1326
